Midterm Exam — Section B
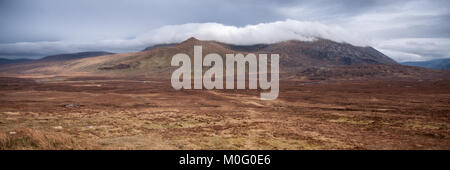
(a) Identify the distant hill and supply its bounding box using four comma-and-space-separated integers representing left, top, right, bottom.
39, 51, 114, 61
0, 58, 34, 66
0, 51, 114, 75
0, 51, 114, 67
401, 58, 450, 70
0, 37, 446, 79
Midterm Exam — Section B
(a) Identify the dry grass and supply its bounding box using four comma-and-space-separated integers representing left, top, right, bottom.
0, 128, 95, 150
0, 77, 449, 150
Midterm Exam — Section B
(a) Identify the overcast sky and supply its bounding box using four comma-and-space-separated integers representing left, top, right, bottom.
0, 0, 449, 62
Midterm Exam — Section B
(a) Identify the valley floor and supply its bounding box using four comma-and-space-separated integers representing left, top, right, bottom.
0, 76, 449, 149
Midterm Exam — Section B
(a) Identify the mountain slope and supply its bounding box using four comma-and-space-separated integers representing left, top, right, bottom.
258, 39, 397, 67
142, 43, 177, 51
402, 58, 450, 70
220, 39, 397, 67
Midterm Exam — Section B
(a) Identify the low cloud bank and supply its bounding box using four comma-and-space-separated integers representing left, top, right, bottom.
0, 19, 448, 62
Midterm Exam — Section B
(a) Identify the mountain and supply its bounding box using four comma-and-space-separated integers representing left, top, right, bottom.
0, 58, 34, 66
0, 37, 446, 79
401, 58, 450, 70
